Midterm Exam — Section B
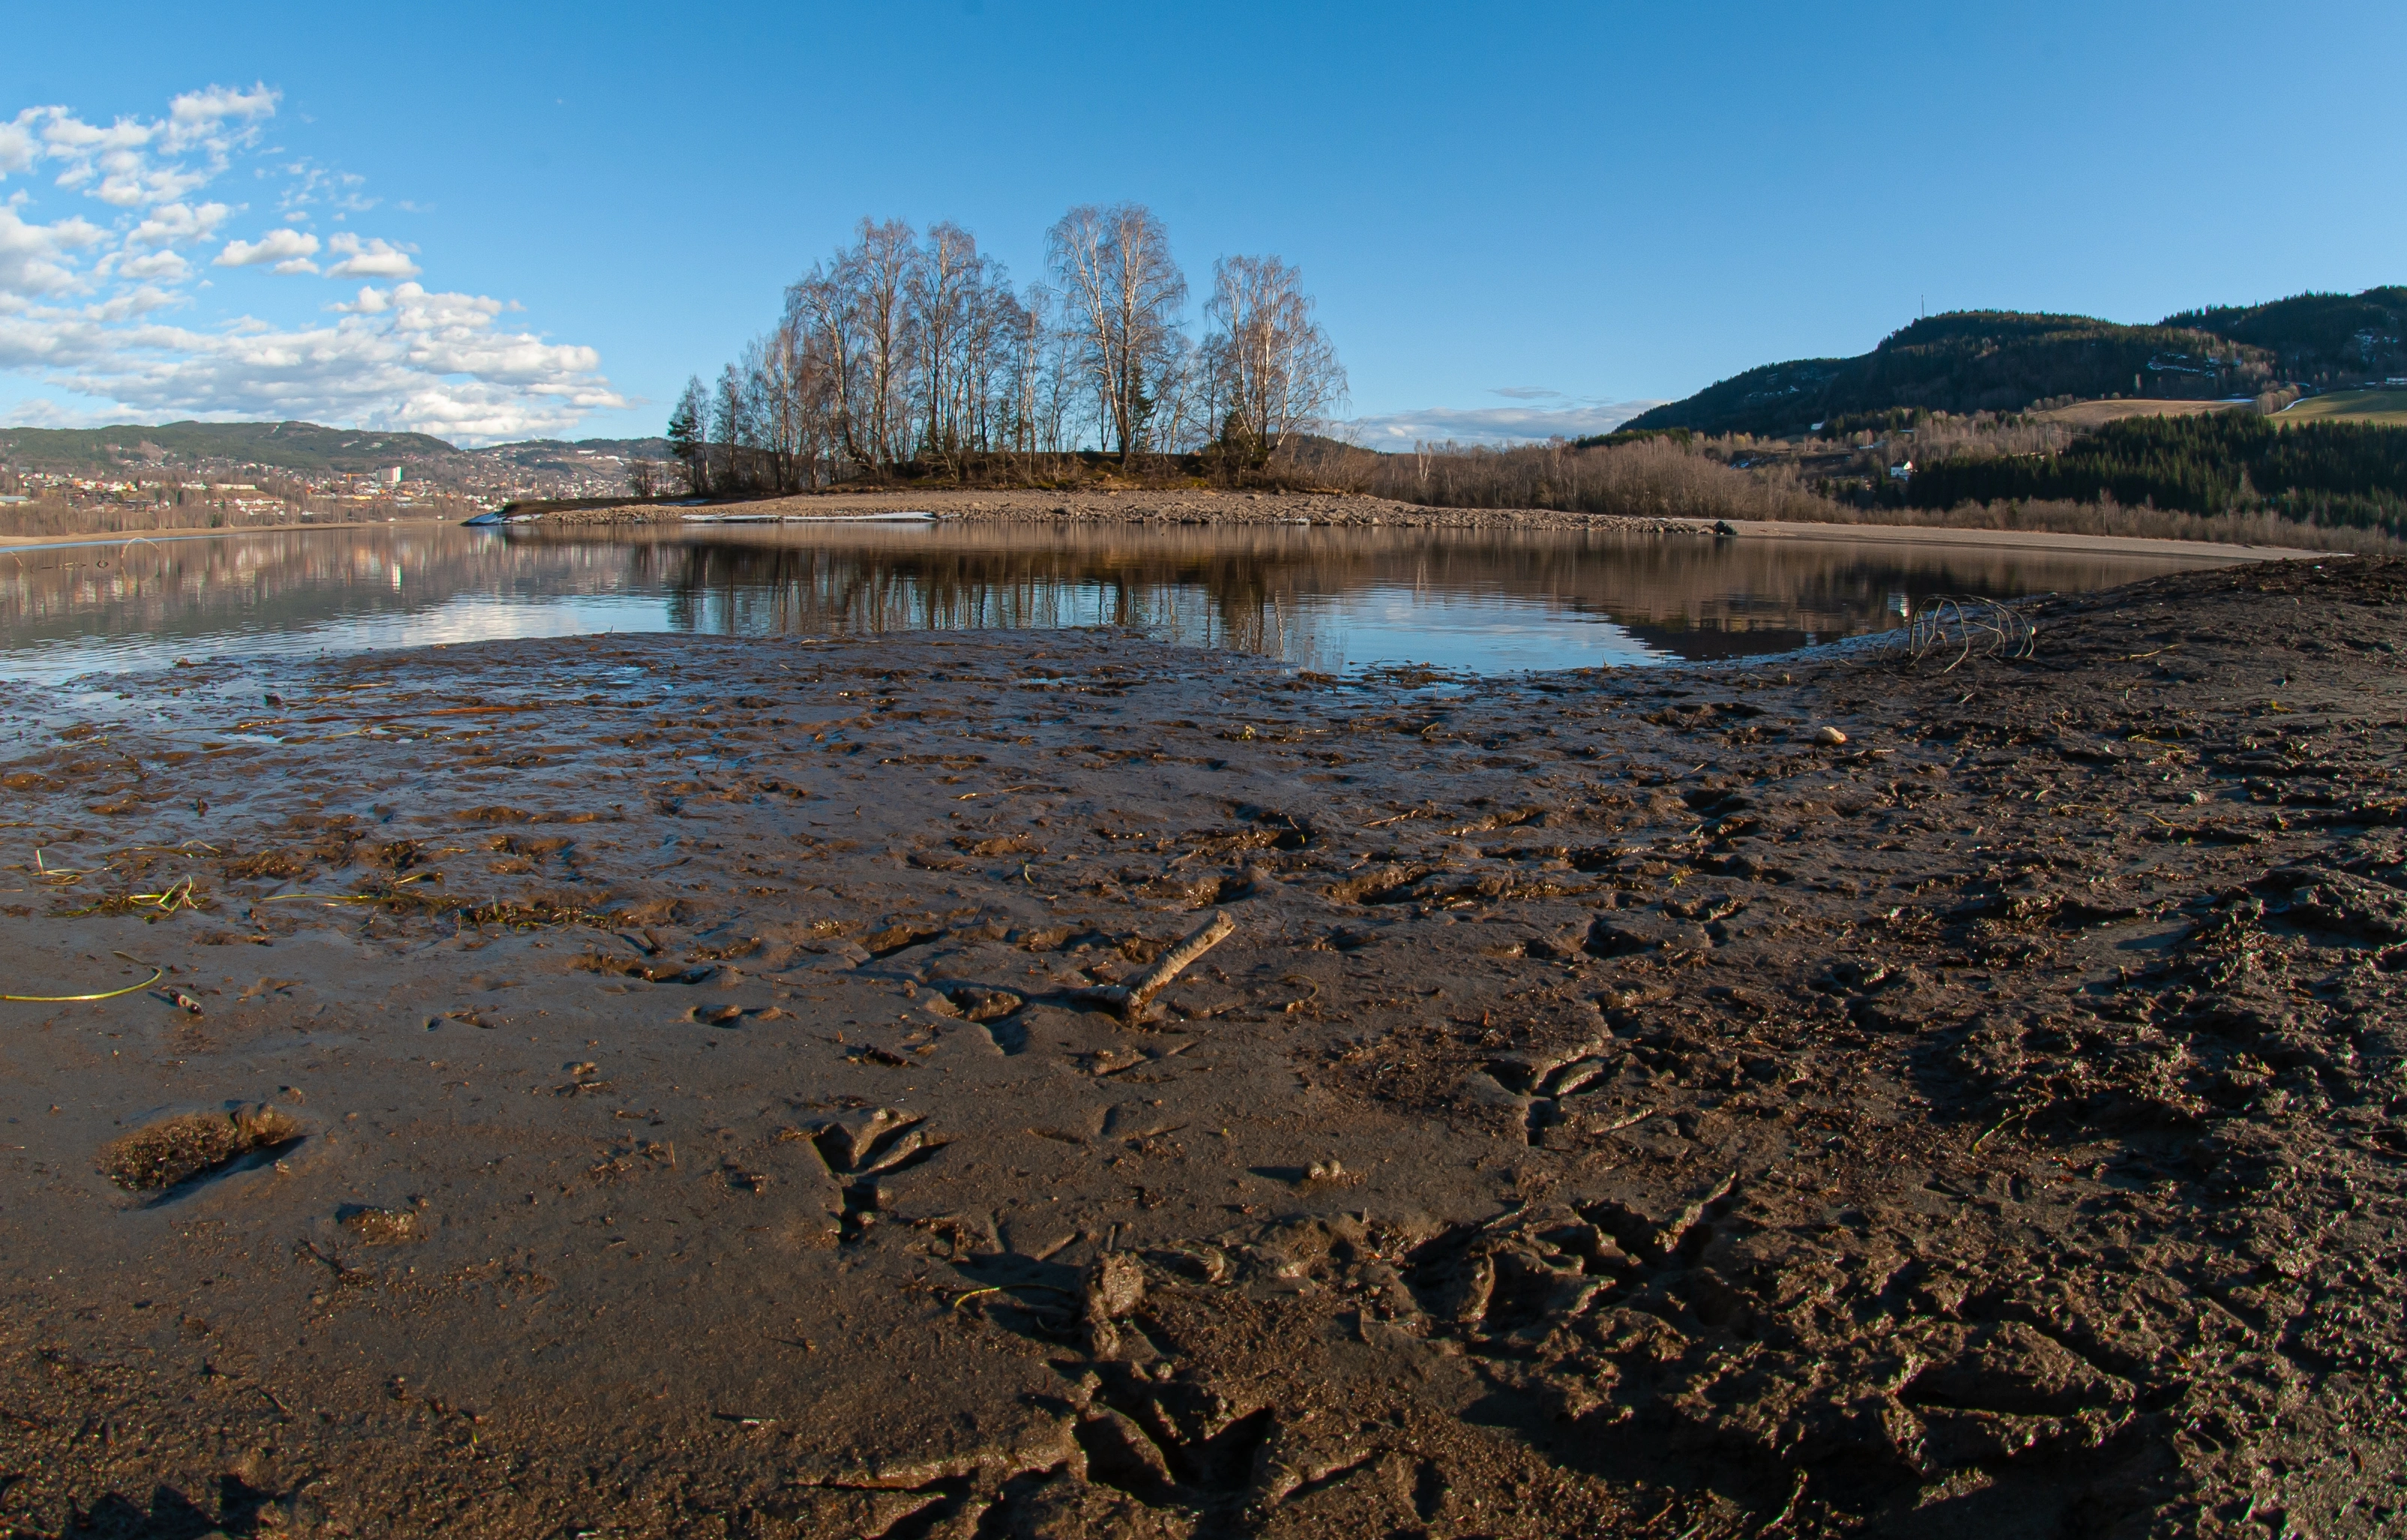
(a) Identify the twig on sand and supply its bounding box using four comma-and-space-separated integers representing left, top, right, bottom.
1085, 911, 1238, 1023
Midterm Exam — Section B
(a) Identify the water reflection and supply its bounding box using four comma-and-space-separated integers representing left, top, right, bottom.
0, 521, 2241, 683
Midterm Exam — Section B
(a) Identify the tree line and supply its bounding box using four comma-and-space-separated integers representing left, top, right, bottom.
1904, 414, 2407, 534
661, 205, 1346, 495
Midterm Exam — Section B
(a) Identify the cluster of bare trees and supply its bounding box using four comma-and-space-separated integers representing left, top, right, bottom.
660, 205, 1346, 495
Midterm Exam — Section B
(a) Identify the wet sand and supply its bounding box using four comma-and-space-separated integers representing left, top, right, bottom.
3, 556, 2404, 1537
1718, 517, 2317, 562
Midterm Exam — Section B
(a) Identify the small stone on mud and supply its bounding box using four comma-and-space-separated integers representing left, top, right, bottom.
1813, 725, 1848, 745
1305, 1159, 1364, 1187
340, 1205, 421, 1245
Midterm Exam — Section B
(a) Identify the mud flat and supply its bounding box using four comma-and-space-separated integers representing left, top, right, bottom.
1, 557, 2403, 1536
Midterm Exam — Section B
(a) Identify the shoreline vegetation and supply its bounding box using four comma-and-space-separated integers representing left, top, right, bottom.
510, 429, 2388, 556
4, 426, 2393, 555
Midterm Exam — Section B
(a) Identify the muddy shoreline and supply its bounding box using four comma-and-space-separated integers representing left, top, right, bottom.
3, 558, 2403, 1537
531, 486, 1714, 534
514, 487, 2325, 562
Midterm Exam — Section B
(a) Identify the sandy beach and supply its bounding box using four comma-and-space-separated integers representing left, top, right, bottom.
1, 552, 2402, 1536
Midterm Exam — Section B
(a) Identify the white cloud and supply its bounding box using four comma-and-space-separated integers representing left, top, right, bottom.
127, 200, 229, 247
0, 84, 621, 444
85, 283, 183, 321
323, 232, 419, 279
1340, 401, 1666, 450
28, 86, 273, 212
0, 393, 104, 427
115, 248, 190, 283
9, 279, 622, 440
0, 205, 103, 296
215, 227, 319, 268
0, 113, 37, 176
278, 160, 376, 216
161, 85, 277, 152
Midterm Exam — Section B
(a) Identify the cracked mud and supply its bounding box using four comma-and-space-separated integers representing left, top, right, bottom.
2, 557, 2405, 1536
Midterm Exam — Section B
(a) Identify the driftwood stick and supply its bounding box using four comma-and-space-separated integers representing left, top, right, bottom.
1104, 910, 1237, 1021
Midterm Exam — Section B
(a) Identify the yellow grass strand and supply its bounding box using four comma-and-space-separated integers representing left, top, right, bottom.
2, 967, 163, 1003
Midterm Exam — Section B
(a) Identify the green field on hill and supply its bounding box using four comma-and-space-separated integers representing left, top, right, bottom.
2278, 390, 2407, 425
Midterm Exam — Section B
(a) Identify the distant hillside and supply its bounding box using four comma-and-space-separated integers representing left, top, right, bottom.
0, 420, 470, 476
2162, 288, 2407, 387
482, 437, 674, 472
1627, 288, 2406, 439
1625, 312, 2276, 438
0, 421, 673, 498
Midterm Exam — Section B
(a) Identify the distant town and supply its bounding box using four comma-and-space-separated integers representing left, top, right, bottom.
0, 424, 670, 537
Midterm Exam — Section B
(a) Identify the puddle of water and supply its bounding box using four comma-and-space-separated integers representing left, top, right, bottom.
0, 521, 2245, 685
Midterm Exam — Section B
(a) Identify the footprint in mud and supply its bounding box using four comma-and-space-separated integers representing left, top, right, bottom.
103, 1105, 305, 1201
942, 984, 1025, 1023
930, 984, 1029, 1051
811, 1107, 932, 1176
810, 1108, 943, 1242
1476, 1043, 1615, 1146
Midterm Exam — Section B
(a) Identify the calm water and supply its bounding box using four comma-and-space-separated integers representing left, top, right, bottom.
0, 521, 2244, 684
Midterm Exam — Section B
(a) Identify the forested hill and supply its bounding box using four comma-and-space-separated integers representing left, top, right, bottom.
1627, 288, 2403, 438
2161, 288, 2407, 386
0, 421, 672, 483
0, 420, 468, 476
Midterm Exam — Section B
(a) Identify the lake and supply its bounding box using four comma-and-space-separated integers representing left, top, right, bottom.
0, 520, 2249, 685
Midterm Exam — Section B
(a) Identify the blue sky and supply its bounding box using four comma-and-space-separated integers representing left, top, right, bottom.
1, 1, 2400, 445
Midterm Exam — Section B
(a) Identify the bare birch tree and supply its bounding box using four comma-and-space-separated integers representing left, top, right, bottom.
1203, 255, 1347, 468
846, 218, 918, 468
783, 266, 861, 473
1046, 203, 1190, 465
909, 222, 980, 463
750, 321, 828, 490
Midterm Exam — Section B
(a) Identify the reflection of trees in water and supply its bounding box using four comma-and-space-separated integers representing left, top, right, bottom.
633, 538, 1347, 665
0, 527, 609, 641
0, 522, 2228, 667
621, 527, 2210, 657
